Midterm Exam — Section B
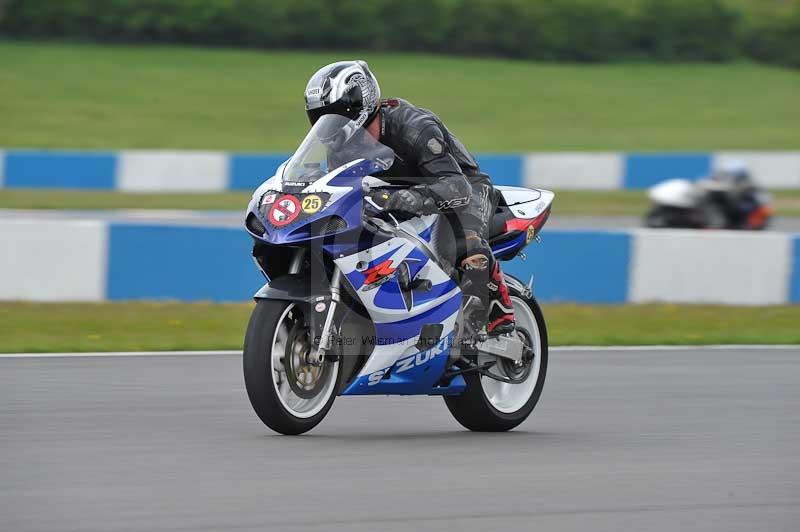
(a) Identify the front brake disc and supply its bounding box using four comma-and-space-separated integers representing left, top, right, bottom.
283, 322, 327, 399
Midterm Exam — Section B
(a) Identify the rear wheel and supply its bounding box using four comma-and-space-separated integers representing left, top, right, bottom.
243, 300, 341, 435
444, 288, 548, 432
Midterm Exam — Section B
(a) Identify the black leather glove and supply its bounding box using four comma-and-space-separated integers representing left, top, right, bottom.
385, 188, 431, 217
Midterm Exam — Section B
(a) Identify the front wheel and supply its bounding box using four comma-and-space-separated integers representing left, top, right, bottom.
444, 289, 548, 432
243, 299, 341, 435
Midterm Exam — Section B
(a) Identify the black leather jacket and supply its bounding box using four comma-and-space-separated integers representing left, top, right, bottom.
375, 98, 490, 211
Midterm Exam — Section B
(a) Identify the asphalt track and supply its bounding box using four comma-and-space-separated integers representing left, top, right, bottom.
2, 347, 799, 532
3, 208, 800, 232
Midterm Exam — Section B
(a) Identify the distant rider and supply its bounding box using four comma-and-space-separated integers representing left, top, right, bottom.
303, 60, 515, 335
707, 160, 760, 227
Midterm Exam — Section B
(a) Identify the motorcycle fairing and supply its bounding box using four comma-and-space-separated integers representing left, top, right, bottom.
496, 186, 554, 216
245, 162, 373, 245
334, 216, 464, 395
341, 331, 467, 396
492, 231, 529, 260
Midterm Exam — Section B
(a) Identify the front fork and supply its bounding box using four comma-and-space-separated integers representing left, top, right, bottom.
312, 265, 342, 364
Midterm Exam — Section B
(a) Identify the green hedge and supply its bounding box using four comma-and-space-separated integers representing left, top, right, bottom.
742, 6, 800, 68
0, 0, 797, 66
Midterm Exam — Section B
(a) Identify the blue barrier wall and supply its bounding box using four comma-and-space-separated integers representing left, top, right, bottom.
503, 231, 632, 303
107, 225, 262, 301
2, 219, 796, 303
228, 154, 289, 191
5, 150, 117, 189
623, 153, 711, 189
103, 226, 630, 303
475, 155, 522, 187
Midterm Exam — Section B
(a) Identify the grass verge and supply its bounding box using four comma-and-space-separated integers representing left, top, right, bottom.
2, 189, 799, 217
2, 41, 799, 151
0, 189, 251, 211
1, 302, 798, 353
553, 189, 800, 216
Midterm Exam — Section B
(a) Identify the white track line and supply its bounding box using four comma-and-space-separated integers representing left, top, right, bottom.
552, 345, 800, 352
0, 345, 798, 359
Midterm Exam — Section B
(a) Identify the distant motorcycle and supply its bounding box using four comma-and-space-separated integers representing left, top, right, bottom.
644, 178, 773, 230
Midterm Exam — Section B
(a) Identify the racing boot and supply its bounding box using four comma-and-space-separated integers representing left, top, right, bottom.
459, 232, 515, 337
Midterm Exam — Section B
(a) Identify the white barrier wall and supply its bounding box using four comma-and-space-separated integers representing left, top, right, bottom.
0, 220, 108, 301
0, 219, 797, 304
118, 151, 229, 192
524, 153, 623, 190
713, 152, 800, 189
629, 230, 793, 305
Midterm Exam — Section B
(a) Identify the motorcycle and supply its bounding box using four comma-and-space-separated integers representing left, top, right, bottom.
242, 114, 554, 435
644, 178, 773, 230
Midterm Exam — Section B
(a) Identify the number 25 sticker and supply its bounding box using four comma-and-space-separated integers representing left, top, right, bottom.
526, 224, 536, 243
302, 195, 323, 214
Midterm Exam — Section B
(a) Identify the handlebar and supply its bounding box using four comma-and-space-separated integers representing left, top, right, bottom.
362, 181, 440, 233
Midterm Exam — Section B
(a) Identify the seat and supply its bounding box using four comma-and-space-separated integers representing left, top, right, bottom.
488, 205, 516, 239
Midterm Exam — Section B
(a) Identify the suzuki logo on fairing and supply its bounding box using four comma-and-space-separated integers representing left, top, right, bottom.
367, 336, 451, 386
361, 259, 397, 291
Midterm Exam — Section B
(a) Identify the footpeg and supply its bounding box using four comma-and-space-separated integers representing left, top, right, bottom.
488, 322, 516, 336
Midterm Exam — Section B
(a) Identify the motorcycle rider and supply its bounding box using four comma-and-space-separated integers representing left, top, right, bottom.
304, 60, 515, 335
707, 160, 759, 225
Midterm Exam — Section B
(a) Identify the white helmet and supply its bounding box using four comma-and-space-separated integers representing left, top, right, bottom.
304, 60, 381, 128
714, 159, 751, 185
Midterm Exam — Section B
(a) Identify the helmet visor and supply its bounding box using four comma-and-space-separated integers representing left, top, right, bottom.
306, 99, 360, 125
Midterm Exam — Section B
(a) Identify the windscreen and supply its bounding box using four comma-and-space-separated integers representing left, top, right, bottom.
283, 114, 395, 183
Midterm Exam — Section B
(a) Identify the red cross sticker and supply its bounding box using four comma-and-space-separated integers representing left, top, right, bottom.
268, 195, 301, 227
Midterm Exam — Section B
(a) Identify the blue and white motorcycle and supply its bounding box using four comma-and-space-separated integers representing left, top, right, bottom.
243, 115, 554, 434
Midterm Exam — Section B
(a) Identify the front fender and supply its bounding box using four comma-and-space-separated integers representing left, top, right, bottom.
254, 273, 335, 350
253, 273, 330, 303
255, 272, 366, 390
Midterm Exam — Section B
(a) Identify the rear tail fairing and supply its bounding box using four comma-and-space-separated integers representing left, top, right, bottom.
491, 230, 532, 260
648, 179, 698, 209
490, 187, 554, 260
